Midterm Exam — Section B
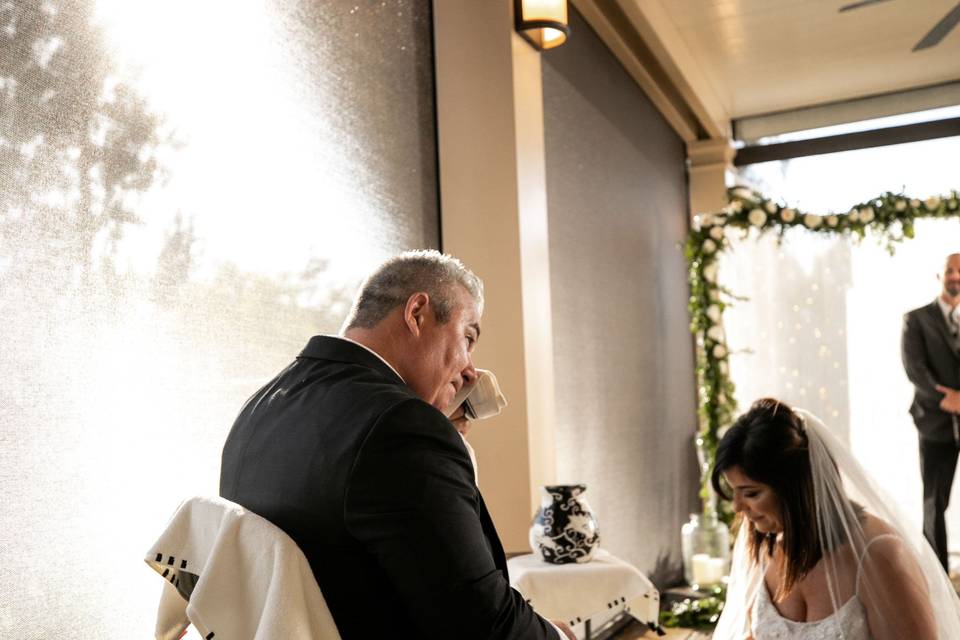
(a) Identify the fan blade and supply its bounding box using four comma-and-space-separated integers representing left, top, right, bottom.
839, 0, 894, 12
914, 2, 960, 50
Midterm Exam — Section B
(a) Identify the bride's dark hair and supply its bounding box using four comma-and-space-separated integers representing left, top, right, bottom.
711, 398, 856, 599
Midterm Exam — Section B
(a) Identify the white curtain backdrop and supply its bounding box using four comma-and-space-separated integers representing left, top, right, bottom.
721, 220, 958, 549
726, 133, 960, 555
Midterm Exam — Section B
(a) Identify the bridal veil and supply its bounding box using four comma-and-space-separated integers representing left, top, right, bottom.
713, 407, 960, 639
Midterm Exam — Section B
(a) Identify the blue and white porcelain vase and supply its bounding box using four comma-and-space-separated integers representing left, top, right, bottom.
529, 484, 600, 564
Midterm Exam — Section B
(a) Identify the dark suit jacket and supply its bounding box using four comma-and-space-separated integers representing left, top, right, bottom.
902, 301, 960, 442
220, 336, 557, 639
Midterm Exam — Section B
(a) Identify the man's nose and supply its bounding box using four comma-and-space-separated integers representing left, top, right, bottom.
461, 362, 479, 386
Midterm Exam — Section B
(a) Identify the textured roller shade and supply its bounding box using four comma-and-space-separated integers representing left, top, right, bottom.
541, 7, 700, 585
0, 0, 437, 636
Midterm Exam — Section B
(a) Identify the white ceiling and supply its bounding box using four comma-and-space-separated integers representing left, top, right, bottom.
658, 0, 960, 117
576, 0, 960, 141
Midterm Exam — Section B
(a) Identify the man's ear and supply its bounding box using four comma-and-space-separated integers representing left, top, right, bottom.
403, 292, 430, 337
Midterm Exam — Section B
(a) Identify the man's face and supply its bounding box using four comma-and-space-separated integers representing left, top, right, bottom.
941, 254, 960, 298
408, 285, 481, 410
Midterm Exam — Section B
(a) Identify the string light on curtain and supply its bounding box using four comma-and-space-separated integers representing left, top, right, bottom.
514, 0, 569, 50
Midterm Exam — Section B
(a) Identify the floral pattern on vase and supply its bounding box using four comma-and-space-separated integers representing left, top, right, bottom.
529, 484, 600, 564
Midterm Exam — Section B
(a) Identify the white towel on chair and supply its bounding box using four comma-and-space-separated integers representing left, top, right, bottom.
145, 496, 341, 640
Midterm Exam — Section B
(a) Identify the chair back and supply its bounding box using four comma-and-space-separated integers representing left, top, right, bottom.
145, 496, 342, 640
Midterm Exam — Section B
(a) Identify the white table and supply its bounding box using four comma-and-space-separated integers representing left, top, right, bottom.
508, 549, 663, 639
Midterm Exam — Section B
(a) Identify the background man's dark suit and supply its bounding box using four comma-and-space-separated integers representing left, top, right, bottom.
902, 301, 960, 569
220, 335, 557, 639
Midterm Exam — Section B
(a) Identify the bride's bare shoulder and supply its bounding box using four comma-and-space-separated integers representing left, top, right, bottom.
857, 513, 911, 564
860, 512, 896, 537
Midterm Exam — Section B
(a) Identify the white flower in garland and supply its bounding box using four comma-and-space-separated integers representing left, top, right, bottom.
712, 344, 727, 359
911, 198, 921, 209
698, 213, 714, 228
826, 215, 839, 227
748, 208, 767, 227
706, 304, 721, 323
709, 289, 720, 302
703, 262, 718, 283
702, 238, 717, 254
926, 196, 941, 211
848, 209, 860, 223
707, 325, 724, 342
780, 208, 796, 223
764, 201, 778, 215
860, 206, 875, 223
803, 213, 822, 229
729, 200, 743, 213
709, 225, 724, 240
895, 199, 907, 212
719, 361, 729, 376
731, 187, 754, 200
714, 214, 728, 226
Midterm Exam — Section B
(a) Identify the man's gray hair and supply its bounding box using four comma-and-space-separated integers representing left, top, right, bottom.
343, 250, 484, 330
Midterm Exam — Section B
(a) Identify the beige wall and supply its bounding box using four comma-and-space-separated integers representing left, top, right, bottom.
433, 2, 700, 571
433, 0, 558, 551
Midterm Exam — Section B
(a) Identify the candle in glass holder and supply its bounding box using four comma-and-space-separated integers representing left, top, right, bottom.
691, 553, 724, 586
681, 510, 731, 588
709, 556, 726, 581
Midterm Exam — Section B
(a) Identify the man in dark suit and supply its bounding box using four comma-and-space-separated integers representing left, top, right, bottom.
902, 252, 960, 571
220, 250, 571, 639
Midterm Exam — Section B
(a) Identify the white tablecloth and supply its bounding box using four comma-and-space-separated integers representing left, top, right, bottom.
509, 549, 661, 637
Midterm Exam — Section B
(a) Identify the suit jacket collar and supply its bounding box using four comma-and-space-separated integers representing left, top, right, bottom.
936, 296, 956, 321
923, 300, 960, 357
298, 335, 406, 386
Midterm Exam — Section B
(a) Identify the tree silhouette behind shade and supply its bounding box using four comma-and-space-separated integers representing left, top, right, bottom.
0, 2, 426, 635
0, 0, 163, 307
0, 0, 349, 329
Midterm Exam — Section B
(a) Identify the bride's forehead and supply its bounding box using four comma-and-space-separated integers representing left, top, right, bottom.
724, 465, 761, 487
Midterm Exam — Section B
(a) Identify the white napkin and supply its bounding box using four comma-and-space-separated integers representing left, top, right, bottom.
443, 369, 507, 420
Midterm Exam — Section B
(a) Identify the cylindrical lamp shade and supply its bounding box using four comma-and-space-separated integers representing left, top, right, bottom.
515, 0, 569, 50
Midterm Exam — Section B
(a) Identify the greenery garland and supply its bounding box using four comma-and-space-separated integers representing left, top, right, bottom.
687, 186, 960, 523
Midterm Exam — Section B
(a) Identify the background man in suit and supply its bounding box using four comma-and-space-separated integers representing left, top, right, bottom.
902, 252, 960, 571
220, 250, 573, 639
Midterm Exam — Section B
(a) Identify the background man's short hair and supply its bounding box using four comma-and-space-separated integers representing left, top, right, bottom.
343, 250, 484, 330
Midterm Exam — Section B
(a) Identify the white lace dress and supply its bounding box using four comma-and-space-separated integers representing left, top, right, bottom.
751, 580, 870, 640
748, 535, 895, 640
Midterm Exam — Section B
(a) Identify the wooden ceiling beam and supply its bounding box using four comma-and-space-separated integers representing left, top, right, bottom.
614, 0, 731, 140
571, 0, 704, 142
571, 0, 731, 142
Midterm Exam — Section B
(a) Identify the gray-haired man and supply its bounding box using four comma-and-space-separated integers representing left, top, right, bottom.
221, 250, 572, 639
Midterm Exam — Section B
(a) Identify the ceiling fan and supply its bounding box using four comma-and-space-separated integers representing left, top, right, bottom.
839, 0, 960, 51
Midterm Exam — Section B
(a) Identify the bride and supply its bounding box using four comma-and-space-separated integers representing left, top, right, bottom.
710, 398, 960, 639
